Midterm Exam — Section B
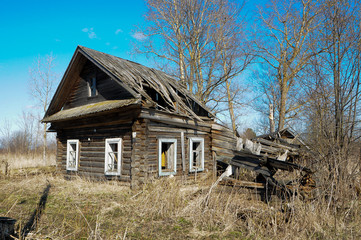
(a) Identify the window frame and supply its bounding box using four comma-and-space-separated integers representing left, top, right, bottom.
189, 137, 204, 172
66, 139, 79, 171
158, 138, 177, 176
104, 138, 122, 176
87, 76, 98, 97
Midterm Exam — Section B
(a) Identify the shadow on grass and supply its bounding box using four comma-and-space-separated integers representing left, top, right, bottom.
19, 182, 51, 239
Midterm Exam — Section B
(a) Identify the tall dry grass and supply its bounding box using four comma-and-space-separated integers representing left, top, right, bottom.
0, 170, 360, 239
0, 152, 56, 174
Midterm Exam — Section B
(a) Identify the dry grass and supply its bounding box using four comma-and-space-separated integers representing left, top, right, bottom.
0, 168, 360, 239
0, 153, 56, 174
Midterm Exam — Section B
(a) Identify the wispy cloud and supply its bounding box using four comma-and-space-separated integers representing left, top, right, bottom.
115, 29, 123, 35
131, 32, 147, 41
82, 27, 97, 39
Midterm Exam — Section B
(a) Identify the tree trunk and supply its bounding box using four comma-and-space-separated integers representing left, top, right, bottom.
269, 103, 275, 133
278, 81, 288, 130
226, 79, 237, 134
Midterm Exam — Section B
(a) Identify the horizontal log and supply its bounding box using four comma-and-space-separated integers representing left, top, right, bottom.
79, 166, 104, 173
148, 126, 208, 135
220, 177, 265, 189
80, 161, 104, 168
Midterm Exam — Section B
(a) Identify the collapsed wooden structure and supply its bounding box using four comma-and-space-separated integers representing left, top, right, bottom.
43, 46, 315, 193
215, 127, 315, 200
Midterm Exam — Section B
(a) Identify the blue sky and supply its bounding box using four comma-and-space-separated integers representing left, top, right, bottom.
0, 0, 149, 129
0, 0, 262, 135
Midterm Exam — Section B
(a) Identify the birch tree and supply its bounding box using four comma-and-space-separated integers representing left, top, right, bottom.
29, 53, 58, 164
256, 0, 323, 130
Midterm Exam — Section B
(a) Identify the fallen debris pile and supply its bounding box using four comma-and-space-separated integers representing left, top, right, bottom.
218, 149, 315, 201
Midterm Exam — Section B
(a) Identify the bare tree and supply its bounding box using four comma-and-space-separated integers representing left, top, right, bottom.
256, 0, 323, 130
137, 0, 253, 133
301, 0, 361, 208
0, 118, 13, 153
29, 53, 58, 164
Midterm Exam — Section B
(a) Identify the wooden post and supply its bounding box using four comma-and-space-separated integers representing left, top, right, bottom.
181, 131, 185, 173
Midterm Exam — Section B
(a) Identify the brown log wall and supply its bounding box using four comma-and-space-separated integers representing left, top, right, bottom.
211, 123, 238, 163
56, 122, 133, 182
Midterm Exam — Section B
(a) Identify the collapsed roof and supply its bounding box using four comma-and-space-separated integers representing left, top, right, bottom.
44, 46, 214, 122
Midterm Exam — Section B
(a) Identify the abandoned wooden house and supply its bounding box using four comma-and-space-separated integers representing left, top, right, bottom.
43, 46, 236, 186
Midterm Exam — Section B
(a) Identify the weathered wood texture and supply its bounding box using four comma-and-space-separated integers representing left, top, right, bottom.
56, 122, 133, 181
63, 59, 134, 110
211, 123, 238, 162
130, 113, 214, 186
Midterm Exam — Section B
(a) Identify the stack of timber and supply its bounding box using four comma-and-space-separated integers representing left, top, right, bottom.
218, 148, 315, 201
251, 128, 308, 161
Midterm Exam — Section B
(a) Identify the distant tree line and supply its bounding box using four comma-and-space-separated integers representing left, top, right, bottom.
0, 53, 57, 157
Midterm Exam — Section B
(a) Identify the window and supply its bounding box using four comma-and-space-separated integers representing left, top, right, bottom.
158, 138, 177, 176
105, 138, 122, 175
189, 137, 204, 172
88, 76, 98, 97
66, 140, 79, 171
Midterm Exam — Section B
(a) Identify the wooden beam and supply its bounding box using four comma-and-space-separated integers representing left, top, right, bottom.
220, 177, 265, 189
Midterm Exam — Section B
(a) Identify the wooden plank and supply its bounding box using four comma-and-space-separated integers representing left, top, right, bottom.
220, 177, 265, 189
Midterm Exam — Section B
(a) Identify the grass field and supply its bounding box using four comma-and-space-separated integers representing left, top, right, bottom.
0, 165, 360, 239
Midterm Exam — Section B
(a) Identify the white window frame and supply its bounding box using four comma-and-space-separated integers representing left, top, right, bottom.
158, 138, 177, 176
104, 138, 122, 176
66, 139, 79, 171
189, 137, 204, 172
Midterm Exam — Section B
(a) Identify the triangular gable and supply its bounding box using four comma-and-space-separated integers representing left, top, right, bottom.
44, 46, 139, 118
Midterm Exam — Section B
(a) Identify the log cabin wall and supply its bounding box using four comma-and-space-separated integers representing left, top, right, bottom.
211, 123, 238, 163
147, 120, 213, 177
129, 110, 214, 187
56, 122, 133, 183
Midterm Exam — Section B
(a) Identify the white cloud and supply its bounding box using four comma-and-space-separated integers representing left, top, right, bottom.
131, 32, 147, 41
82, 27, 97, 39
115, 29, 123, 35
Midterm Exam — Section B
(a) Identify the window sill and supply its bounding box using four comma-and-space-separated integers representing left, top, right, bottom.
105, 172, 120, 176
159, 171, 176, 176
